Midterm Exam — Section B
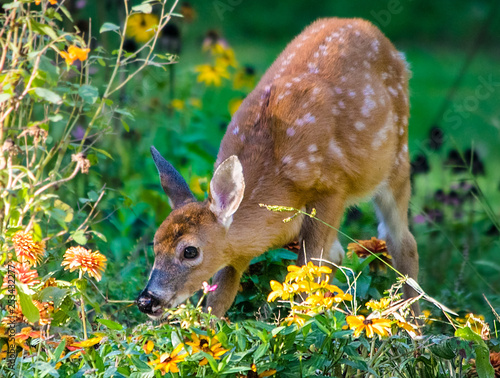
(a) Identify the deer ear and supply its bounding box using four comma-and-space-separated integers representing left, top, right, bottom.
209, 156, 245, 229
151, 146, 195, 209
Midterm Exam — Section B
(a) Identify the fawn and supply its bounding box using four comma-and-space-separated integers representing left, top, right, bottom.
137, 18, 419, 318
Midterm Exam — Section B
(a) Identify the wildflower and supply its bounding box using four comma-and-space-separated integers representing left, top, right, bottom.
35, 0, 58, 4
189, 175, 208, 197
15, 327, 41, 342
248, 363, 277, 377
143, 340, 154, 354
189, 98, 202, 108
2, 262, 40, 288
202, 30, 229, 53
365, 298, 391, 312
229, 98, 243, 116
267, 280, 298, 302
308, 275, 338, 293
149, 343, 188, 374
186, 333, 227, 366
60, 46, 90, 65
170, 99, 184, 111
195, 64, 230, 87
346, 315, 392, 338
12, 231, 45, 266
126, 13, 159, 43
62, 246, 107, 281
422, 309, 434, 324
233, 65, 256, 90
202, 281, 218, 294
72, 336, 103, 348
395, 320, 419, 338
2, 300, 52, 326
215, 47, 238, 68
465, 313, 490, 340
347, 237, 392, 272
284, 312, 308, 327
285, 262, 332, 283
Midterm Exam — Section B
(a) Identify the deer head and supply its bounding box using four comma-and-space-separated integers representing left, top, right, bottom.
137, 146, 245, 318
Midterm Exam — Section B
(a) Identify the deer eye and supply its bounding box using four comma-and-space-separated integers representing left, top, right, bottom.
183, 246, 199, 259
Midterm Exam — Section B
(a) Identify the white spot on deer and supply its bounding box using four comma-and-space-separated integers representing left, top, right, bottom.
349, 91, 356, 98
334, 87, 342, 94
285, 82, 292, 88
295, 112, 315, 126
296, 43, 303, 48
381, 72, 389, 80
282, 155, 292, 165
328, 138, 344, 159
325, 36, 332, 43
292, 76, 302, 83
354, 30, 361, 37
332, 32, 340, 38
371, 39, 380, 53
372, 114, 392, 148
363, 84, 375, 97
307, 62, 319, 74
287, 127, 296, 137
347, 23, 353, 29
399, 127, 405, 136
296, 160, 307, 170
402, 143, 408, 153
232, 125, 239, 135
354, 121, 365, 130
338, 100, 345, 109
363, 61, 371, 69
341, 76, 347, 83
332, 106, 340, 116
361, 97, 376, 117
402, 116, 408, 125
313, 52, 319, 58
388, 86, 398, 97
302, 101, 310, 109
274, 74, 281, 80
308, 144, 318, 153
397, 83, 403, 92
240, 134, 246, 142
312, 87, 321, 95
364, 73, 371, 80
393, 114, 399, 123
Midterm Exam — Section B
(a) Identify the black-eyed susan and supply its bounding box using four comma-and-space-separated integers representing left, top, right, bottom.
126, 13, 159, 44
346, 315, 392, 338
267, 280, 299, 302
170, 99, 185, 111
195, 64, 230, 87
465, 313, 490, 340
202, 30, 229, 53
365, 298, 391, 312
60, 46, 90, 65
180, 2, 196, 23
12, 231, 45, 266
62, 246, 107, 281
285, 262, 332, 283
284, 312, 309, 327
215, 47, 238, 68
149, 343, 188, 374
247, 363, 277, 377
72, 336, 103, 348
185, 333, 227, 366
143, 340, 154, 354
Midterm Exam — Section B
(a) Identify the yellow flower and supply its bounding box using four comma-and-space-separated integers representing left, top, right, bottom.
366, 298, 391, 312
346, 315, 392, 338
126, 13, 159, 43
267, 280, 298, 302
62, 246, 107, 281
395, 320, 419, 338
189, 98, 202, 108
170, 99, 185, 111
250, 363, 277, 377
143, 340, 155, 354
72, 336, 103, 348
228, 98, 243, 116
284, 312, 309, 327
149, 343, 187, 374
195, 64, 230, 87
60, 46, 90, 65
465, 313, 490, 340
185, 333, 227, 366
233, 66, 256, 90
12, 231, 45, 266
285, 262, 332, 283
215, 47, 238, 68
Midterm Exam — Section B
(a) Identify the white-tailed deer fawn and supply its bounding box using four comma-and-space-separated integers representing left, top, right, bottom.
137, 18, 419, 318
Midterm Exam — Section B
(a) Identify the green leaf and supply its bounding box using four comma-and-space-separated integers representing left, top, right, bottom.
97, 318, 123, 331
90, 147, 113, 160
54, 338, 66, 361
132, 3, 152, 13
455, 326, 482, 344
78, 85, 99, 104
34, 87, 62, 104
37, 287, 70, 309
0, 93, 12, 104
59, 4, 74, 22
54, 199, 74, 223
475, 345, 495, 378
31, 21, 59, 41
18, 289, 40, 324
100, 22, 120, 33
121, 118, 130, 132
71, 229, 87, 245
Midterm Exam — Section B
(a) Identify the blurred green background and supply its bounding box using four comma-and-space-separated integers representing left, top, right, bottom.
60, 0, 500, 325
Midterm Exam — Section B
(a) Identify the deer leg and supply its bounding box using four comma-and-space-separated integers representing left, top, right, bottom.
373, 179, 420, 315
207, 263, 248, 317
298, 195, 346, 268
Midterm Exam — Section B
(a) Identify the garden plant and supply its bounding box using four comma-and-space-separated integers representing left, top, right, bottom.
0, 0, 499, 377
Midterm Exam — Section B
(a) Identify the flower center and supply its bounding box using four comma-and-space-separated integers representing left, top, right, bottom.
363, 319, 373, 325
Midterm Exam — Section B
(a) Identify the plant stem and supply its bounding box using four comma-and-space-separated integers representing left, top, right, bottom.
79, 270, 88, 339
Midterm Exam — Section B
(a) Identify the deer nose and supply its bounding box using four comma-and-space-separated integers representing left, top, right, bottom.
137, 290, 160, 314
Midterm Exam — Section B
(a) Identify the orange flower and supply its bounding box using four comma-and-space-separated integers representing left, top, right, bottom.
149, 343, 188, 374
72, 336, 103, 348
62, 246, 107, 281
12, 231, 45, 266
2, 300, 52, 326
2, 262, 40, 288
346, 315, 392, 338
60, 46, 90, 65
15, 327, 41, 341
347, 237, 392, 272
